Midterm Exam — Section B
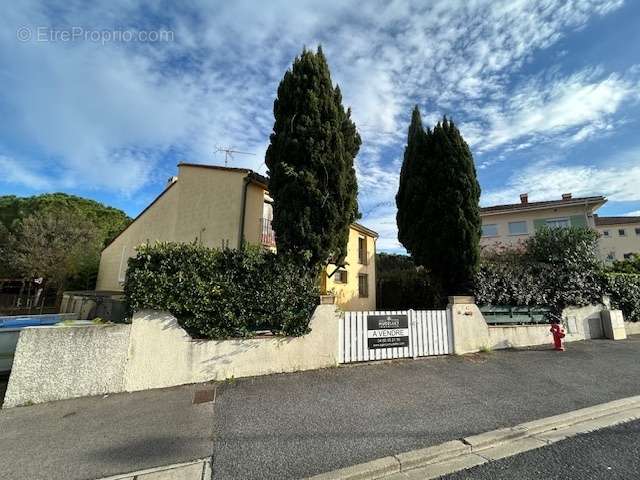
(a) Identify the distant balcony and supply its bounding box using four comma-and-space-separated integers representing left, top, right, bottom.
260, 217, 276, 247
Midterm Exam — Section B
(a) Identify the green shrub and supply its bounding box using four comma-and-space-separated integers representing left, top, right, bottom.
605, 273, 640, 322
475, 227, 604, 315
124, 242, 319, 339
609, 254, 640, 274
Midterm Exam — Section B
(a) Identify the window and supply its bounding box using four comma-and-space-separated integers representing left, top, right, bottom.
623, 253, 634, 260
482, 224, 498, 237
602, 230, 610, 237
606, 252, 615, 261
545, 218, 570, 229
358, 274, 369, 298
636, 227, 640, 236
508, 221, 527, 235
335, 269, 347, 284
358, 237, 368, 264
619, 229, 626, 237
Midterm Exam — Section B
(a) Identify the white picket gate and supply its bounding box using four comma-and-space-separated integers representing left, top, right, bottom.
339, 309, 453, 364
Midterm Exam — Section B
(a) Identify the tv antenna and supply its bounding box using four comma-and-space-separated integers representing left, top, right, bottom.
215, 145, 255, 167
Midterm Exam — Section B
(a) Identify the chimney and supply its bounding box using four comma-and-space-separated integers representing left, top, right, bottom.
520, 193, 528, 204
562, 193, 572, 200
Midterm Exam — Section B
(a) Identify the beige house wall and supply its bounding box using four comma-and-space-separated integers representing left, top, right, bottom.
243, 182, 267, 246
325, 226, 377, 311
173, 165, 247, 249
95, 163, 377, 312
596, 222, 640, 262
96, 182, 180, 291
480, 204, 595, 252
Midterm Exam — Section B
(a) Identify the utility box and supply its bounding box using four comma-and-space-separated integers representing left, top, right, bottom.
601, 310, 627, 340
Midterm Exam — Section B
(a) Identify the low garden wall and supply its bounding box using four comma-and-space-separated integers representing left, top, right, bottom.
3, 304, 339, 408
3, 323, 131, 407
626, 322, 640, 336
124, 305, 340, 391
487, 304, 607, 350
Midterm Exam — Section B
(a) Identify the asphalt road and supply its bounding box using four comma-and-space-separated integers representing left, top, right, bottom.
1, 336, 639, 480
0, 383, 215, 480
212, 337, 640, 479
440, 419, 640, 479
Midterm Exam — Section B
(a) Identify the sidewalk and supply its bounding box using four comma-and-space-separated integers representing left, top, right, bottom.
1, 336, 639, 480
0, 383, 215, 480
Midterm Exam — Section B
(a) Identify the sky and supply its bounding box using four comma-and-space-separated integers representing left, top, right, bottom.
1, 0, 640, 252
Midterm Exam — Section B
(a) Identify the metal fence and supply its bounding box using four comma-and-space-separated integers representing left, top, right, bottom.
479, 305, 550, 325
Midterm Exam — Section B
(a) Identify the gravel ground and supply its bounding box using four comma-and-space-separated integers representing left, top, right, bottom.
212, 336, 640, 480
440, 419, 640, 479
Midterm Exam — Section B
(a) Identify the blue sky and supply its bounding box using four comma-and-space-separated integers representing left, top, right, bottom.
1, 1, 639, 252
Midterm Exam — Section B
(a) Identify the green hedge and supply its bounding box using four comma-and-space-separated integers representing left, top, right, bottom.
474, 227, 604, 315
606, 273, 640, 322
124, 242, 319, 339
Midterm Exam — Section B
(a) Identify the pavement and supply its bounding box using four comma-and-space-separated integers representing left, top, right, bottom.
0, 383, 215, 480
1, 336, 640, 480
440, 418, 640, 479
212, 336, 640, 479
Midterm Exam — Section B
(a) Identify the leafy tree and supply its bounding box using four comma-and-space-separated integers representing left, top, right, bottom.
475, 227, 605, 316
0, 193, 130, 284
265, 46, 360, 269
396, 107, 481, 295
0, 193, 130, 247
610, 253, 640, 274
376, 253, 444, 309
10, 211, 101, 297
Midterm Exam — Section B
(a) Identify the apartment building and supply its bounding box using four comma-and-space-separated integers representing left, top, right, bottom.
595, 215, 640, 261
480, 193, 640, 262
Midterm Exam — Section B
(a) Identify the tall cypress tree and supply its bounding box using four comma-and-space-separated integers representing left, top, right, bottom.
396, 108, 481, 295
265, 46, 360, 269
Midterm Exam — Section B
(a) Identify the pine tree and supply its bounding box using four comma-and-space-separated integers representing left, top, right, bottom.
396, 108, 481, 295
265, 46, 360, 269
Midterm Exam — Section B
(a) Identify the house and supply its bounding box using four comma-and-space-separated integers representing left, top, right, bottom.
594, 215, 640, 262
480, 193, 640, 262
480, 193, 606, 252
96, 162, 378, 310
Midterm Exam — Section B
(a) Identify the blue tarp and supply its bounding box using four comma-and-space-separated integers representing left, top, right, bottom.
0, 315, 62, 329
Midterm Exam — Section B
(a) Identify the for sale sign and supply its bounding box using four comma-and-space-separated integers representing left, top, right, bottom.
367, 314, 409, 349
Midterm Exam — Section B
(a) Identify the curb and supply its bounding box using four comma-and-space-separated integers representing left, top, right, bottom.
95, 457, 212, 480
306, 395, 640, 480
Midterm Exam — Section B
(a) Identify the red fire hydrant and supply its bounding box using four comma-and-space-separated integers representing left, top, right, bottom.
550, 322, 566, 351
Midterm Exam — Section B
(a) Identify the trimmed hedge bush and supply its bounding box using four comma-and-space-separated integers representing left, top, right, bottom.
606, 273, 640, 322
474, 227, 604, 316
124, 242, 319, 339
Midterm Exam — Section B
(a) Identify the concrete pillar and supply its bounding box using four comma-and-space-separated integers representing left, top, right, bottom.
448, 296, 490, 355
601, 310, 627, 340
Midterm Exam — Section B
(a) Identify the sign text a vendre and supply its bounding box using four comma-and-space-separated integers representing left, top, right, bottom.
366, 314, 409, 349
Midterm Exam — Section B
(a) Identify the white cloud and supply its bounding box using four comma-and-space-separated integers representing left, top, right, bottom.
0, 0, 632, 250
475, 70, 638, 152
483, 153, 640, 206
625, 210, 640, 216
0, 156, 51, 190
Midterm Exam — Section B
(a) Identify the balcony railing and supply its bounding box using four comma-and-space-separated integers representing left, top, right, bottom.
260, 217, 276, 247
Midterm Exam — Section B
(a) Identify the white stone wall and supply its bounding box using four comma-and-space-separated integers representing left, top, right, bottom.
3, 324, 131, 407
3, 305, 339, 408
124, 305, 340, 391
